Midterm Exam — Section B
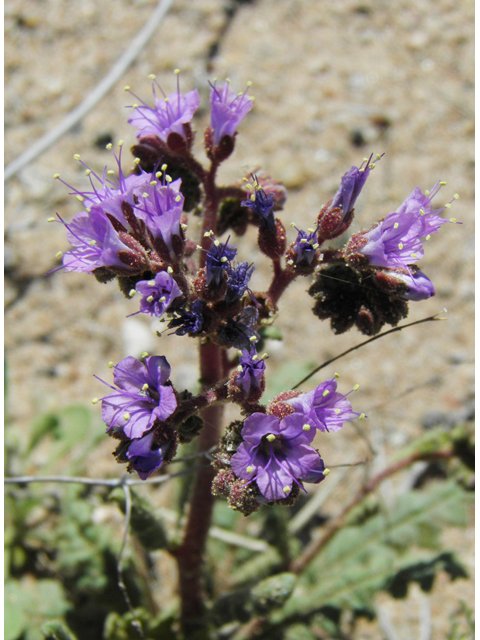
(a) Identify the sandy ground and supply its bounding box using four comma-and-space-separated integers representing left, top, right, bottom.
5, 0, 474, 637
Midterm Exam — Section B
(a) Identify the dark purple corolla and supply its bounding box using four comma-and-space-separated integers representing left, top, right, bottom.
126, 431, 171, 480
225, 261, 254, 304
168, 299, 204, 336
127, 73, 200, 143
209, 80, 254, 146
135, 271, 182, 317
205, 238, 238, 287
235, 348, 266, 399
359, 182, 453, 270
241, 185, 276, 232
291, 227, 319, 265
286, 377, 362, 433
231, 413, 326, 501
100, 356, 177, 439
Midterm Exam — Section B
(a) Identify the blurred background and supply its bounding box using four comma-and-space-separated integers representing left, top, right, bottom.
5, 0, 474, 638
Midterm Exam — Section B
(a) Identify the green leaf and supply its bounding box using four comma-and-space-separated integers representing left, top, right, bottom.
42, 620, 78, 640
110, 488, 170, 550
273, 481, 471, 624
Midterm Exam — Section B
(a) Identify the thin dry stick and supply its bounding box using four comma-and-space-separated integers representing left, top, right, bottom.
291, 311, 446, 390
4, 0, 174, 182
117, 483, 145, 639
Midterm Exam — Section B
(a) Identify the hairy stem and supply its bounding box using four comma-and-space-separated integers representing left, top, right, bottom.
175, 335, 224, 634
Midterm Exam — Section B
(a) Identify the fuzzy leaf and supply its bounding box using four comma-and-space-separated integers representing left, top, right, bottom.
110, 488, 170, 550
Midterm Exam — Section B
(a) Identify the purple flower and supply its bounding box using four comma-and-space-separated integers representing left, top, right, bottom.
359, 182, 452, 270
218, 306, 259, 350
100, 356, 177, 439
330, 155, 378, 216
126, 431, 171, 480
135, 271, 182, 316
205, 238, 238, 286
386, 269, 435, 301
225, 261, 255, 304
231, 412, 326, 501
127, 73, 200, 143
61, 209, 135, 273
235, 348, 266, 398
168, 299, 204, 336
291, 227, 319, 265
241, 183, 276, 232
286, 378, 362, 433
210, 80, 254, 146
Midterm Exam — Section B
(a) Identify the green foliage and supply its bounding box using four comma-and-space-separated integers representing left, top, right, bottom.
5, 579, 70, 640
446, 601, 475, 640
103, 607, 178, 640
42, 620, 78, 640
269, 481, 471, 628
110, 487, 170, 550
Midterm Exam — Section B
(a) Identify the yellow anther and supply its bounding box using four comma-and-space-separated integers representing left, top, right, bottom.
149, 180, 158, 186
142, 192, 149, 198
159, 296, 166, 303
142, 383, 149, 391
334, 409, 341, 414
107, 170, 115, 175
323, 468, 331, 476
73, 154, 81, 160
167, 266, 173, 274
237, 365, 243, 372
419, 208, 426, 215
92, 397, 99, 404
55, 251, 63, 258
283, 486, 291, 494
174, 68, 180, 75
252, 354, 258, 361
108, 362, 114, 368
322, 390, 330, 397
353, 384, 360, 391
439, 181, 447, 186
425, 190, 430, 196
147, 280, 156, 286
444, 203, 452, 208
124, 85, 130, 91
146, 295, 154, 302
214, 240, 220, 246
454, 193, 459, 200
155, 171, 162, 178
290, 222, 296, 227
181, 223, 188, 231
398, 242, 404, 250
161, 164, 168, 171
53, 173, 60, 179
266, 434, 275, 442
141, 352, 149, 358
220, 256, 228, 263
118, 140, 124, 147
249, 336, 257, 342
246, 80, 253, 87
300, 238, 308, 244
376, 153, 382, 159
196, 244, 203, 250
76, 195, 85, 202
450, 217, 457, 223
334, 372, 340, 378
302, 424, 311, 431
175, 195, 182, 202
85, 169, 92, 177
148, 74, 156, 80
132, 103, 138, 109
286, 259, 294, 266
89, 240, 96, 246
166, 175, 172, 183
129, 289, 136, 297
47, 217, 55, 222
123, 412, 131, 420
246, 465, 254, 473
133, 157, 141, 165
313, 243, 319, 249
106, 143, 113, 150
394, 222, 399, 229
360, 413, 366, 420
261, 353, 268, 359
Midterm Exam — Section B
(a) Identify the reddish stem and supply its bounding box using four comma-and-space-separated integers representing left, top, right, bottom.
267, 261, 296, 306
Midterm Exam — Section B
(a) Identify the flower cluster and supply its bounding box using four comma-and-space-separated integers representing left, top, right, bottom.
51, 71, 457, 508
